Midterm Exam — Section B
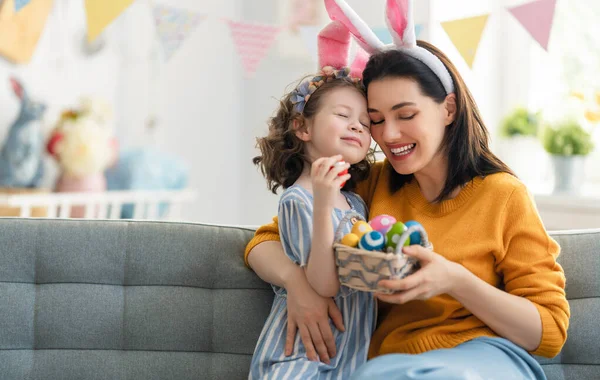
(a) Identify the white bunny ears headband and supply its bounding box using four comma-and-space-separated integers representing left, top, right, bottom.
292, 0, 454, 113
320, 0, 455, 95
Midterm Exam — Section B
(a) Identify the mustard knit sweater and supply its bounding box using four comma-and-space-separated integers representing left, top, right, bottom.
245, 161, 570, 358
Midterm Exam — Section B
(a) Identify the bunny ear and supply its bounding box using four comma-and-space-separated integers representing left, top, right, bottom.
386, 0, 417, 48
318, 21, 351, 70
350, 47, 369, 79
9, 77, 24, 100
324, 0, 384, 54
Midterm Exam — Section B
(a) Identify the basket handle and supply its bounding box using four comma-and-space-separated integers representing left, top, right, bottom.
334, 210, 366, 242
393, 224, 433, 254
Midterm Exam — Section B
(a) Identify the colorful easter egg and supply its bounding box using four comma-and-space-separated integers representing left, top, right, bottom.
351, 221, 372, 238
404, 220, 423, 245
358, 230, 385, 251
340, 233, 359, 247
385, 221, 410, 250
369, 214, 397, 234
332, 161, 349, 187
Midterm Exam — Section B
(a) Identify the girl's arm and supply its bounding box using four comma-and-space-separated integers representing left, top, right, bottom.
305, 198, 339, 297
305, 156, 351, 297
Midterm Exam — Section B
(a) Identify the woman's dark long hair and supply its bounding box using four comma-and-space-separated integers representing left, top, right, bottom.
362, 41, 514, 202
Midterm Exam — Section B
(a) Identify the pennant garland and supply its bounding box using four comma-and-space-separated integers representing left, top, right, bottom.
508, 0, 557, 51
153, 5, 204, 61
0, 0, 54, 64
14, 0, 29, 12
0, 0, 560, 76
441, 14, 489, 69
85, 0, 135, 43
225, 20, 282, 78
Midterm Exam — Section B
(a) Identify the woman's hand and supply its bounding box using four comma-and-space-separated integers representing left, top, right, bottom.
311, 155, 351, 209
375, 245, 467, 304
284, 270, 345, 364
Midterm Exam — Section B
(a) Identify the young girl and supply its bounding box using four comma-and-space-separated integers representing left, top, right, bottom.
248, 22, 376, 379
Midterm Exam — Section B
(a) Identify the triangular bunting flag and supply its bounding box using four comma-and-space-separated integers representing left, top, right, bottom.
14, 0, 30, 12
226, 20, 282, 78
299, 26, 319, 64
441, 15, 489, 69
0, 0, 54, 63
508, 0, 556, 51
372, 24, 424, 45
153, 5, 204, 61
85, 0, 135, 43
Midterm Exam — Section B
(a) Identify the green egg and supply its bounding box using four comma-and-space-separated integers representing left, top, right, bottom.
385, 221, 410, 250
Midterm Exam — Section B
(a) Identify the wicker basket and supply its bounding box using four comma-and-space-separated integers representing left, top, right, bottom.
334, 211, 432, 294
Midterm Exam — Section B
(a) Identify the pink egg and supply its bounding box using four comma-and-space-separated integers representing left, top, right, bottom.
369, 214, 397, 234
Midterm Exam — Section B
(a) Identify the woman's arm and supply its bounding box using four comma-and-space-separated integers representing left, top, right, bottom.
377, 185, 569, 357
246, 234, 345, 363
450, 265, 542, 351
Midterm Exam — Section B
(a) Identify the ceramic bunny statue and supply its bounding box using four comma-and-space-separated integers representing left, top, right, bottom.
0, 77, 47, 188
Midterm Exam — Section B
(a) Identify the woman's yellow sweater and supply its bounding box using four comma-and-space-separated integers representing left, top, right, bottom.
244, 161, 569, 358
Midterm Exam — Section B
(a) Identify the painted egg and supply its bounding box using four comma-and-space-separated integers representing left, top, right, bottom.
404, 220, 423, 245
385, 221, 410, 250
333, 161, 349, 187
369, 214, 397, 234
351, 221, 372, 238
358, 230, 385, 251
340, 233, 359, 247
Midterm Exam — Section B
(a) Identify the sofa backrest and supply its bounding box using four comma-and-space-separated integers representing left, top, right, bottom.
535, 229, 600, 380
0, 219, 598, 380
0, 219, 271, 380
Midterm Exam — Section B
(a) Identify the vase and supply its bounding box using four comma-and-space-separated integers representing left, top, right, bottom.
55, 172, 107, 218
551, 155, 585, 194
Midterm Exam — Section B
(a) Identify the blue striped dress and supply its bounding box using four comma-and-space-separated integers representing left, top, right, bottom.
249, 185, 376, 380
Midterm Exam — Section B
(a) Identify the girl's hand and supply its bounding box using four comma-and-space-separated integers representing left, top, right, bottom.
311, 155, 351, 209
375, 245, 467, 304
285, 270, 345, 364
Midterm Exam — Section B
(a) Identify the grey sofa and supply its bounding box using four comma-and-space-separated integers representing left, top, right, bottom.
0, 219, 598, 380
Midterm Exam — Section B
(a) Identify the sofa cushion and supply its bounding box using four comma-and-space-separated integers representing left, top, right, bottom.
0, 219, 272, 380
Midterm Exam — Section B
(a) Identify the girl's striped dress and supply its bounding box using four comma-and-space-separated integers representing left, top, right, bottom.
249, 185, 376, 380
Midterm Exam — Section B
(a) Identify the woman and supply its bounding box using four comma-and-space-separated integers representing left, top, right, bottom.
245, 1, 569, 378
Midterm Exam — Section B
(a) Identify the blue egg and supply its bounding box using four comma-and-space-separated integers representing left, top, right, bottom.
404, 220, 423, 245
359, 230, 385, 251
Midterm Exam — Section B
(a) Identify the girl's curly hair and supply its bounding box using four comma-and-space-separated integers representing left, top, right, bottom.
253, 76, 375, 194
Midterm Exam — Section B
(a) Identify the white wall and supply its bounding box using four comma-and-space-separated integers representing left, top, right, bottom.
0, 0, 243, 224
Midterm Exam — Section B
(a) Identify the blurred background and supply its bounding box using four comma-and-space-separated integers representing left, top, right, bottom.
0, 0, 598, 229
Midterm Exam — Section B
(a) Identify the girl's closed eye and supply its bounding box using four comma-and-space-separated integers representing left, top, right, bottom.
336, 113, 349, 118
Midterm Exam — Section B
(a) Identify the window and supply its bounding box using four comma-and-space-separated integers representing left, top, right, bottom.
527, 0, 600, 183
